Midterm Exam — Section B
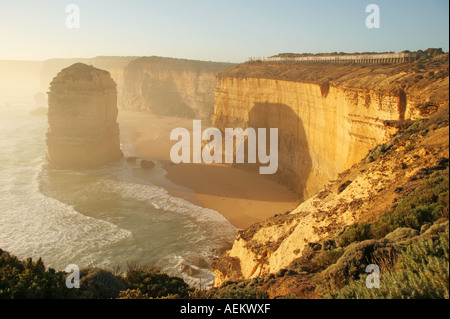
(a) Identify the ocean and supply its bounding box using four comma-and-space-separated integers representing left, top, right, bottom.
0, 100, 237, 288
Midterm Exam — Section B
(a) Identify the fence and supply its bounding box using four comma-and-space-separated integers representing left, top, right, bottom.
248, 52, 416, 64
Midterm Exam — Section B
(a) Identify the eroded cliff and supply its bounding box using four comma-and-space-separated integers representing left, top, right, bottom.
211, 53, 449, 287
213, 54, 449, 199
121, 57, 235, 118
46, 63, 123, 168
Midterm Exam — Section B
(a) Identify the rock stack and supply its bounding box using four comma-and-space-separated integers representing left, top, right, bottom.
46, 63, 123, 168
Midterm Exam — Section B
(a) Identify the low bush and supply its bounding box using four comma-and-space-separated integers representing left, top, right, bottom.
122, 267, 190, 299
324, 224, 449, 299
0, 250, 80, 299
372, 169, 448, 238
209, 280, 268, 299
336, 223, 373, 248
78, 267, 126, 299
333, 168, 448, 245
313, 249, 345, 270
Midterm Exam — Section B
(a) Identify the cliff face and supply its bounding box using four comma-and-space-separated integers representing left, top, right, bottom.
121, 57, 235, 118
213, 56, 449, 199
214, 78, 406, 199
211, 55, 449, 287
46, 63, 123, 168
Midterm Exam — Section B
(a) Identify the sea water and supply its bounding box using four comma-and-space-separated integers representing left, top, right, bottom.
0, 101, 237, 288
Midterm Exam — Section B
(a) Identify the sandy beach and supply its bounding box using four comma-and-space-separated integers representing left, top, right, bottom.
118, 110, 299, 229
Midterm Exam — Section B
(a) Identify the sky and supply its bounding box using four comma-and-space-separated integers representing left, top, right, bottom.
0, 0, 448, 63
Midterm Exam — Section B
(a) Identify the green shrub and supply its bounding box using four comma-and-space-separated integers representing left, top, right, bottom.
210, 281, 268, 299
117, 288, 179, 299
78, 267, 126, 299
0, 250, 80, 299
336, 223, 373, 247
123, 267, 190, 299
324, 224, 449, 299
317, 239, 398, 294
314, 249, 345, 269
291, 248, 345, 273
118, 288, 150, 299
0, 250, 192, 299
333, 169, 448, 243
372, 169, 448, 238
287, 256, 310, 273
384, 227, 419, 242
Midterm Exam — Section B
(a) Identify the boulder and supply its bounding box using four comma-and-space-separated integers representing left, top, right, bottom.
140, 159, 155, 170
211, 241, 233, 256
180, 264, 200, 276
189, 257, 209, 269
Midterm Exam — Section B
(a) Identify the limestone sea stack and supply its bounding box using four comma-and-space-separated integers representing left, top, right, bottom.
46, 63, 123, 168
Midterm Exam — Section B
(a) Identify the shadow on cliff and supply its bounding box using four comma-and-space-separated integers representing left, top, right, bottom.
140, 74, 196, 118
165, 103, 311, 205
122, 64, 196, 118
249, 102, 312, 199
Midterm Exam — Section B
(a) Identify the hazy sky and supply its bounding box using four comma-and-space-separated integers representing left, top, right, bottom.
0, 0, 448, 62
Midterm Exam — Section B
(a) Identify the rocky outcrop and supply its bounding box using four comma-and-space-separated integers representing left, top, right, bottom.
46, 63, 123, 168
40, 57, 137, 107
121, 57, 235, 118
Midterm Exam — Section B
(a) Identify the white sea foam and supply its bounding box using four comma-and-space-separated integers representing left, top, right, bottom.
0, 161, 132, 269
92, 177, 238, 241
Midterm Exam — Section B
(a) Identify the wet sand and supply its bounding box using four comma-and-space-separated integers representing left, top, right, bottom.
118, 110, 299, 229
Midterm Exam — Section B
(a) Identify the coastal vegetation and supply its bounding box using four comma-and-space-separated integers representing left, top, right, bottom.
0, 252, 190, 299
